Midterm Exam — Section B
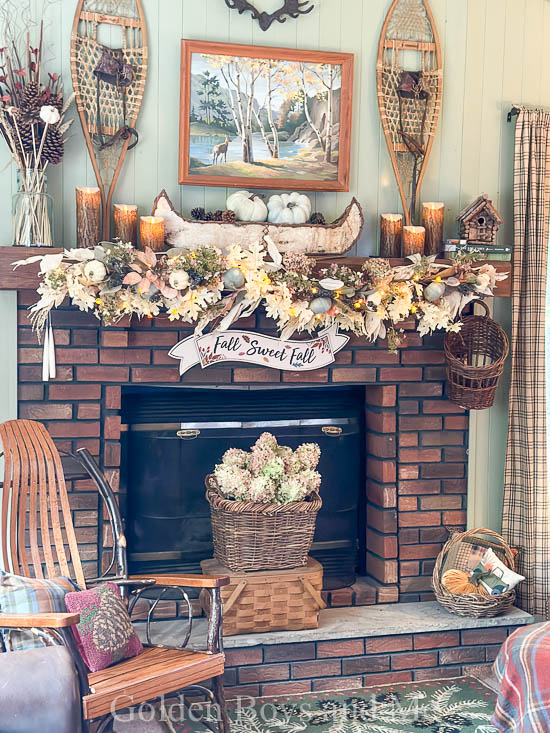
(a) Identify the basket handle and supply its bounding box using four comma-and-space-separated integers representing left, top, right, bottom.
458, 298, 491, 319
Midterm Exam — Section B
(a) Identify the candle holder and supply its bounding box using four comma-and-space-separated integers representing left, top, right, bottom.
140, 216, 165, 252
422, 202, 445, 256
75, 187, 101, 248
380, 214, 403, 258
114, 204, 138, 247
403, 226, 426, 256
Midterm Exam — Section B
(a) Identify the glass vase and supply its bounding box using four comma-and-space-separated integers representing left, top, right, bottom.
12, 169, 54, 247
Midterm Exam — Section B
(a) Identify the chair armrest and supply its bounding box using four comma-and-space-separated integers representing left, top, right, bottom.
0, 612, 80, 628
129, 573, 230, 588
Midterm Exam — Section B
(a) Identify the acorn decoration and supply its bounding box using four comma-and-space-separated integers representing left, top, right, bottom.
309, 212, 326, 225
191, 207, 206, 221
221, 209, 237, 223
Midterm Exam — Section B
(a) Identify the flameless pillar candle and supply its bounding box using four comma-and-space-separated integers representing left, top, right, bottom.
403, 226, 426, 256
380, 214, 403, 258
75, 187, 101, 248
422, 202, 445, 256
140, 216, 165, 251
113, 204, 138, 247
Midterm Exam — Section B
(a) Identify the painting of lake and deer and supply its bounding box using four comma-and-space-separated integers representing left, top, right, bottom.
179, 41, 354, 191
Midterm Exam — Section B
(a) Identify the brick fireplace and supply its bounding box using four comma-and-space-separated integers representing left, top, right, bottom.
16, 291, 468, 607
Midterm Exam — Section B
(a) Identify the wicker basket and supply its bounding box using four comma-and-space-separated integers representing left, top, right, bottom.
200, 557, 326, 635
444, 300, 509, 410
205, 475, 322, 572
432, 528, 516, 618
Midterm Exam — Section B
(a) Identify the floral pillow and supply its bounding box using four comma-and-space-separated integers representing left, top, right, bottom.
64, 582, 142, 672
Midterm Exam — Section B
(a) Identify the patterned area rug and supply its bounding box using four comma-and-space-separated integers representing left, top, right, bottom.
173, 676, 498, 733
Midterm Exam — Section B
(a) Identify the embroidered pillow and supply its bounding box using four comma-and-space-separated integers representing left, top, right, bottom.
64, 582, 142, 672
0, 571, 80, 652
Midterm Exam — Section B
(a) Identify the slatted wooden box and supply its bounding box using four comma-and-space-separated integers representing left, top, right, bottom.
200, 557, 326, 636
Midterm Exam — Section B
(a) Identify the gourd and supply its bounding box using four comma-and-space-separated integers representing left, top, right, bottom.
441, 569, 489, 596
226, 190, 267, 222
267, 192, 312, 225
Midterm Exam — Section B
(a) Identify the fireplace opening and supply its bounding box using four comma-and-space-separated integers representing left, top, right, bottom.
121, 385, 365, 590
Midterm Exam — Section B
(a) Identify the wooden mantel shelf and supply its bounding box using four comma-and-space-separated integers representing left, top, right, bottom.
0, 246, 512, 297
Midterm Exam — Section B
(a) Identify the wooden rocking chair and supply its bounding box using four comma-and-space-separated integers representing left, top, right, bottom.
0, 419, 231, 733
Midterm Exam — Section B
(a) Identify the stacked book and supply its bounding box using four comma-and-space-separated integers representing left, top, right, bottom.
444, 240, 512, 261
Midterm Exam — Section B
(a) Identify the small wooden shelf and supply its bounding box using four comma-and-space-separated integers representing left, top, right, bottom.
0, 246, 512, 297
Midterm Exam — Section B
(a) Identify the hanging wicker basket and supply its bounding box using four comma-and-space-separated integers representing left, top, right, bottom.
432, 528, 516, 618
205, 475, 322, 572
444, 300, 509, 410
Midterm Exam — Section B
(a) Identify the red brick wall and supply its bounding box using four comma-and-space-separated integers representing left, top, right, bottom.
222, 626, 509, 697
17, 294, 468, 601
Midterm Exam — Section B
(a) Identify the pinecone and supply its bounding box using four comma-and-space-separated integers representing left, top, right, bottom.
191, 207, 205, 220
213, 210, 224, 221
42, 126, 64, 164
49, 92, 64, 113
309, 212, 326, 225
17, 120, 37, 155
19, 82, 41, 122
204, 210, 217, 221
91, 586, 134, 653
221, 209, 236, 223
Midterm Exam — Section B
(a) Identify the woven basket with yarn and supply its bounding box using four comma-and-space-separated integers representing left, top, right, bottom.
432, 527, 516, 618
205, 474, 322, 572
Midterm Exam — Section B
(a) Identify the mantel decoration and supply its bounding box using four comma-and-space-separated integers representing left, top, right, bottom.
153, 190, 364, 255
0, 14, 74, 247
377, 0, 443, 224
224, 0, 314, 32
15, 239, 507, 382
206, 432, 322, 572
179, 40, 353, 191
70, 0, 148, 240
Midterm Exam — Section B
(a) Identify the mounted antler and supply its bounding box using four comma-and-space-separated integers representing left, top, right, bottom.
225, 0, 314, 32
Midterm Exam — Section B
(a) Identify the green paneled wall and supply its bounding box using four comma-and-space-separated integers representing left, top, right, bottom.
1, 0, 550, 527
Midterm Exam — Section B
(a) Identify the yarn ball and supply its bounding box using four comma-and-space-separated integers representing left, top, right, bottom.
441, 569, 489, 596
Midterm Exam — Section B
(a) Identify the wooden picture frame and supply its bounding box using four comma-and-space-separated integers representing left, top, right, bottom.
179, 40, 354, 192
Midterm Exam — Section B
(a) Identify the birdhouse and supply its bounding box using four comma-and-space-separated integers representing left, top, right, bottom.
456, 194, 503, 244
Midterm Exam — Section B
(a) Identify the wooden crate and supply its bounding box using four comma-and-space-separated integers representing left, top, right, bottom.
200, 557, 326, 636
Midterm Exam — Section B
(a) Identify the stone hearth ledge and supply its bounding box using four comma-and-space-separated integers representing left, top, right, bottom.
141, 600, 533, 649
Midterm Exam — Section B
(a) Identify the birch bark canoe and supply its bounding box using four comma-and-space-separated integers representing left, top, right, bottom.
152, 190, 364, 255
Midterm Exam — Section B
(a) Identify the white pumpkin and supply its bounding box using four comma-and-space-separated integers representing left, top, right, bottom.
226, 190, 267, 222
267, 192, 312, 224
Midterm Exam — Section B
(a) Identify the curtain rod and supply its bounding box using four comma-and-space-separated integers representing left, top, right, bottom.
507, 105, 521, 123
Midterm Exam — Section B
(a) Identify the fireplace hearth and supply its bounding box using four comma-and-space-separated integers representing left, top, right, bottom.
121, 386, 365, 590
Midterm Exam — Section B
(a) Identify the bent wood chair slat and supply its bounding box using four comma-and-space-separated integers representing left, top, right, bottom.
0, 419, 231, 733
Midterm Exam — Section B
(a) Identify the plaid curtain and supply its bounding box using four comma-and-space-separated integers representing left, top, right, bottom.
502, 108, 550, 616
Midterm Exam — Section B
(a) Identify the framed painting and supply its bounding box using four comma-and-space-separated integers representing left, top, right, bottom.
179, 40, 354, 191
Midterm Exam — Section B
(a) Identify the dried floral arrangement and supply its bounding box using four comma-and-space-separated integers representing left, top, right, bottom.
16, 239, 507, 350
0, 1, 73, 244
214, 432, 321, 505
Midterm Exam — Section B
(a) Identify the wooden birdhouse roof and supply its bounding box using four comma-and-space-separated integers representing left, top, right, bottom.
456, 194, 503, 225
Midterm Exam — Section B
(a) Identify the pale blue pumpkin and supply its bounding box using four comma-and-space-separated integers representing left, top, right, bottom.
423, 281, 446, 302
222, 267, 245, 290
310, 297, 332, 314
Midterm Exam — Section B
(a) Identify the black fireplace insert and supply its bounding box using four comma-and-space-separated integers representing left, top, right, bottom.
121, 385, 365, 589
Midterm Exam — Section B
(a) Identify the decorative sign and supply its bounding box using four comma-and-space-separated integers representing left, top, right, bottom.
169, 326, 349, 375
